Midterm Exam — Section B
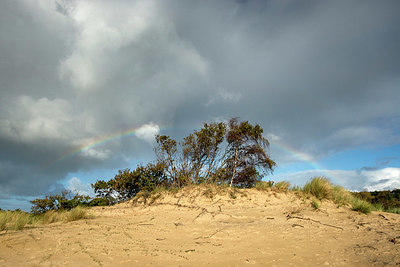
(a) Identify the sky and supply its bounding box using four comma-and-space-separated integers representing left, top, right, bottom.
1, 0, 399, 211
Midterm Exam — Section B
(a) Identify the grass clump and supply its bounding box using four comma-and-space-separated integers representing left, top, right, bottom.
311, 199, 320, 210
64, 206, 89, 222
273, 181, 291, 192
302, 177, 332, 200
351, 198, 372, 214
300, 177, 373, 214
331, 185, 353, 207
386, 207, 400, 214
0, 207, 91, 232
372, 203, 384, 212
255, 181, 274, 191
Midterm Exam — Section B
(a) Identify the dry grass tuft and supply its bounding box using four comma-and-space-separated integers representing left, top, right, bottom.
351, 198, 372, 214
273, 181, 291, 192
0, 206, 91, 232
311, 199, 320, 210
300, 177, 373, 214
255, 181, 274, 191
302, 177, 332, 200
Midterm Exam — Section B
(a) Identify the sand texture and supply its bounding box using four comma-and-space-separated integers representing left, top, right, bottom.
1, 187, 399, 266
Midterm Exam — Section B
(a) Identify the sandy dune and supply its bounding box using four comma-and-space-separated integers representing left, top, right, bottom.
1, 187, 399, 266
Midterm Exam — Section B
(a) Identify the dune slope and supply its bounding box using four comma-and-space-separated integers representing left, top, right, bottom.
1, 187, 399, 266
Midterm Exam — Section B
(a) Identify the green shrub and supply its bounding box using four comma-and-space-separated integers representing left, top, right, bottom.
30, 190, 91, 214
302, 177, 332, 200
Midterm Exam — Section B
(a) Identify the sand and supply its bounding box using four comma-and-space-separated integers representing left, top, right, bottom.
1, 187, 399, 266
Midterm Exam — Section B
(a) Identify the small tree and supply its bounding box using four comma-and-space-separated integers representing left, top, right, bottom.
91, 162, 167, 203
181, 122, 226, 183
154, 135, 183, 186
223, 118, 276, 188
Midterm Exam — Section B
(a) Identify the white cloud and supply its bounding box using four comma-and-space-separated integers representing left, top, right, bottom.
59, 0, 208, 92
277, 167, 400, 191
362, 168, 400, 191
206, 88, 242, 106
59, 0, 155, 91
80, 148, 111, 160
135, 122, 160, 145
66, 177, 94, 197
0, 95, 75, 142
325, 126, 395, 148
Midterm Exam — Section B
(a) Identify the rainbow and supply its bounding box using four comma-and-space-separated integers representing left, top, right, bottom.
37, 123, 167, 173
37, 123, 343, 186
270, 140, 344, 185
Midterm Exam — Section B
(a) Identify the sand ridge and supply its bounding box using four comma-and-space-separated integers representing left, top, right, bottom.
0, 187, 399, 266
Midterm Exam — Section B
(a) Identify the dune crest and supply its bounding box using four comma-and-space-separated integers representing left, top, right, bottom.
1, 186, 399, 266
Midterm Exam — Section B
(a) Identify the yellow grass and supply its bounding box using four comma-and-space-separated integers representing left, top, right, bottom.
0, 206, 91, 232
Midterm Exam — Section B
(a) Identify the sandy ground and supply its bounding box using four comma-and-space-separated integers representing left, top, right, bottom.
1, 187, 399, 266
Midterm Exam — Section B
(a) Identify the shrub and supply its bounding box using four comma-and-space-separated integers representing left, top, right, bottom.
30, 190, 91, 214
92, 162, 167, 203
302, 177, 332, 200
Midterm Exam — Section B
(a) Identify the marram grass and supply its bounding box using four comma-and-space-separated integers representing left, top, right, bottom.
0, 206, 91, 232
301, 177, 373, 214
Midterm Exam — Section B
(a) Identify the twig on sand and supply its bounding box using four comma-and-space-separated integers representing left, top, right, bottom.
379, 214, 389, 220
193, 208, 214, 221
287, 214, 343, 230
194, 229, 223, 240
355, 244, 378, 250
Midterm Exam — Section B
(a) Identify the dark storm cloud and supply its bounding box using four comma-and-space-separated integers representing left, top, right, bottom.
0, 0, 399, 199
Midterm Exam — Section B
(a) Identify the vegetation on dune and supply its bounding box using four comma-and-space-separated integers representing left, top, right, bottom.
353, 189, 400, 214
90, 118, 276, 203
273, 181, 291, 192
302, 177, 332, 200
0, 206, 90, 232
301, 177, 373, 214
22, 117, 398, 229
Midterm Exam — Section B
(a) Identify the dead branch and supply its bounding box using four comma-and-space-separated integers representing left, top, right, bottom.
287, 214, 343, 230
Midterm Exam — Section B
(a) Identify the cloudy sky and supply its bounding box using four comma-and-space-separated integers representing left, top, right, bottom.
1, 0, 399, 210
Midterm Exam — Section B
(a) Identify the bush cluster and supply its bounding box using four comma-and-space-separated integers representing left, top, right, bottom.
353, 189, 400, 214
91, 118, 276, 203
30, 190, 107, 215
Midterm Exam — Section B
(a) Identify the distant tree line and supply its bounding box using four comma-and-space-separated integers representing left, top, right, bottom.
353, 189, 400, 210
